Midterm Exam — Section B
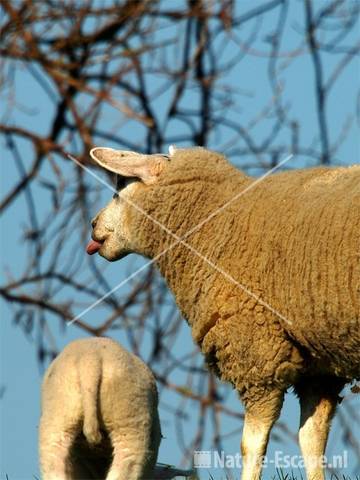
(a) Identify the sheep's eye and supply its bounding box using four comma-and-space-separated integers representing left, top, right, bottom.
116, 176, 127, 190
115, 176, 137, 191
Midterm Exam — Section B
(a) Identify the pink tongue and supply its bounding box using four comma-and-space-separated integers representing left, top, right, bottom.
86, 239, 103, 255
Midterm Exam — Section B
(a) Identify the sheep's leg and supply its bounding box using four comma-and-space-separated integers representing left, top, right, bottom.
106, 435, 154, 480
241, 389, 284, 480
296, 378, 344, 480
39, 428, 74, 480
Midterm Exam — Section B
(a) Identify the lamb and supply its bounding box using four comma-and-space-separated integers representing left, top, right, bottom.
87, 146, 360, 480
40, 337, 192, 480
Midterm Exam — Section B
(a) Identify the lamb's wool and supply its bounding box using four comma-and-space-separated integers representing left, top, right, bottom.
39, 337, 161, 480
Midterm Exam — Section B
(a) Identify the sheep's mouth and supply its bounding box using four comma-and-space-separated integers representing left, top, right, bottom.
86, 239, 104, 255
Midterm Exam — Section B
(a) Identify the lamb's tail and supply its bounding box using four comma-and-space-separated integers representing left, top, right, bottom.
79, 353, 102, 445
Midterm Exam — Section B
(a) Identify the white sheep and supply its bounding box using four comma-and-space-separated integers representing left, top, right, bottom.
39, 337, 192, 480
87, 146, 360, 480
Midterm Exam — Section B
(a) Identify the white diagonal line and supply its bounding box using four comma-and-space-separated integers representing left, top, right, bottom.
67, 152, 294, 326
69, 222, 291, 326
68, 258, 157, 325
69, 244, 168, 326
175, 240, 291, 325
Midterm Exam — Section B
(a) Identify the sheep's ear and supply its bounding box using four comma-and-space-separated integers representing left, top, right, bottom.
90, 147, 169, 185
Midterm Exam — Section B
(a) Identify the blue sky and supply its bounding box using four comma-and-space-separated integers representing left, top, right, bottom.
1, 1, 359, 478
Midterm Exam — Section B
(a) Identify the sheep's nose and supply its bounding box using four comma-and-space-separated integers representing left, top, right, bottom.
91, 216, 98, 228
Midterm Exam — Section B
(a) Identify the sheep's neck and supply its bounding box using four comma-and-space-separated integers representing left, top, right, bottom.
150, 176, 251, 339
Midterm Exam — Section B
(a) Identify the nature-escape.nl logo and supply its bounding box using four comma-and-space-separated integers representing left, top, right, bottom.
193, 450, 348, 470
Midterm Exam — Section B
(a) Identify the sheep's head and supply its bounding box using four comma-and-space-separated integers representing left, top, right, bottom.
87, 146, 240, 261
86, 147, 172, 261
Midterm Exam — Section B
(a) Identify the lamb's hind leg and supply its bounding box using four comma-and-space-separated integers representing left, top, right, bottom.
241, 388, 284, 480
106, 433, 157, 480
39, 427, 75, 480
295, 377, 344, 480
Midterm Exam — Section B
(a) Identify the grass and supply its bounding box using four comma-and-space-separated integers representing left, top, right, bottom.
204, 473, 360, 480
4, 472, 360, 479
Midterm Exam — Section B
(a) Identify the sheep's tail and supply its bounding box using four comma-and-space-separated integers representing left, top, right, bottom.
79, 353, 102, 445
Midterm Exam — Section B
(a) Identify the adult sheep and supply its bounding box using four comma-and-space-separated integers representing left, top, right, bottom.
87, 146, 360, 480
40, 337, 192, 480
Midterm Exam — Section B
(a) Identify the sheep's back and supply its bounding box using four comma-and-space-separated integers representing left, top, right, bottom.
230, 166, 360, 379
